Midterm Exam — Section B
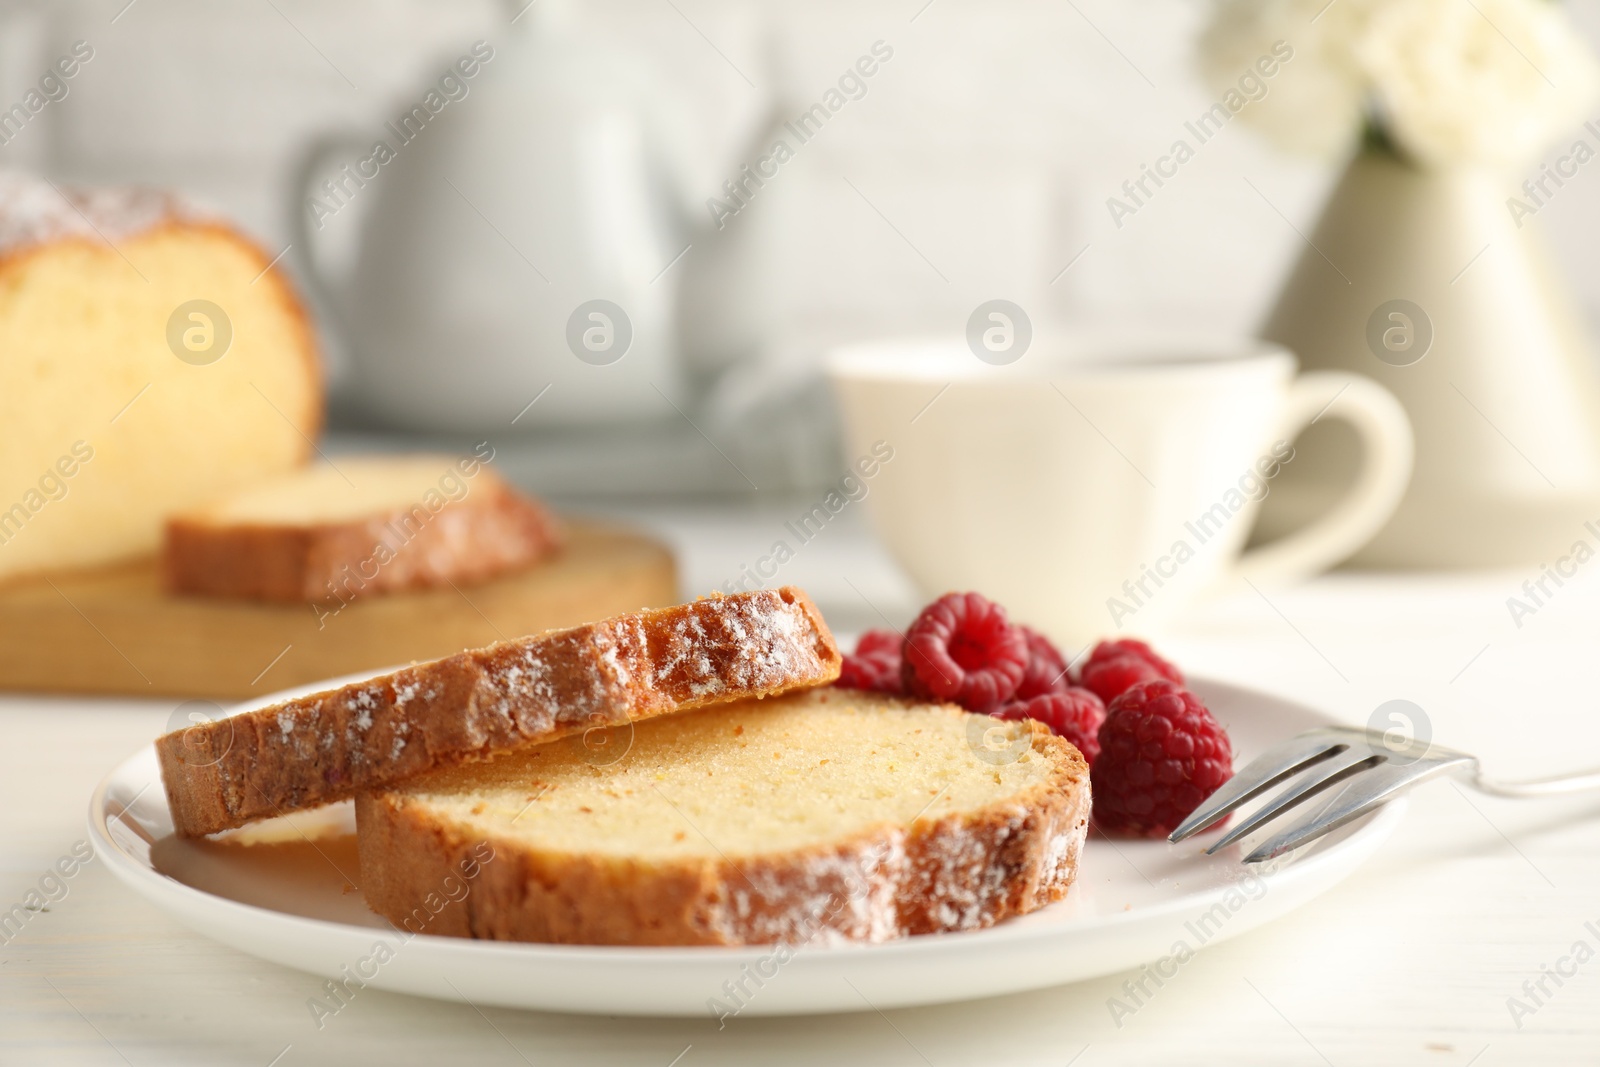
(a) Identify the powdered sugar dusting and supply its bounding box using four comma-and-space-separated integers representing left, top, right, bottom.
486, 647, 566, 734
656, 592, 821, 701
723, 837, 904, 944
352, 687, 377, 731
599, 635, 629, 687
497, 650, 554, 705
735, 602, 807, 688
191, 589, 835, 835
1040, 827, 1070, 877
391, 722, 410, 761
0, 169, 210, 256
655, 611, 713, 697
920, 810, 1030, 931
645, 793, 1082, 945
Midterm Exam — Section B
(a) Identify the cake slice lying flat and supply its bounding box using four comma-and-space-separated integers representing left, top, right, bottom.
356, 688, 1091, 945
163, 454, 559, 602
157, 587, 840, 836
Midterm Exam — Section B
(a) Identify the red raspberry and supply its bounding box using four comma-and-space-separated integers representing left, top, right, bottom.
1079, 656, 1164, 704
855, 629, 903, 658
1100, 638, 1183, 680
901, 592, 1027, 714
835, 629, 905, 694
1092, 680, 1233, 838
837, 650, 903, 694
1084, 639, 1182, 682
996, 687, 1105, 764
1078, 641, 1181, 704
1014, 626, 1072, 699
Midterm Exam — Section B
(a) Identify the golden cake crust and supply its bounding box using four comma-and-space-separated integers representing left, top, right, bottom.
156, 588, 841, 836
355, 693, 1091, 946
161, 469, 561, 602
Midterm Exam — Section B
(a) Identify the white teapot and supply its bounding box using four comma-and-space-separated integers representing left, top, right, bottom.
289, 1, 693, 433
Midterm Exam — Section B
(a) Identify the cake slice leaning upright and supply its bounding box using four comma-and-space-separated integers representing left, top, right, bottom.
155, 587, 841, 836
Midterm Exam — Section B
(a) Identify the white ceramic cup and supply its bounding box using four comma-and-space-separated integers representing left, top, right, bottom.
826, 335, 1414, 649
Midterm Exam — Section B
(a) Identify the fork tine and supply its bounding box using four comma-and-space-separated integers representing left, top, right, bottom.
1241, 762, 1433, 863
1204, 748, 1384, 854
1167, 731, 1350, 843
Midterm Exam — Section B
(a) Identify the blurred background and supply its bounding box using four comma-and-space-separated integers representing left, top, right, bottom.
10, 0, 1600, 625
0, 0, 1467, 478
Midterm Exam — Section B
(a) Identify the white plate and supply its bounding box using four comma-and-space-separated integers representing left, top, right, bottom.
89, 673, 1403, 1017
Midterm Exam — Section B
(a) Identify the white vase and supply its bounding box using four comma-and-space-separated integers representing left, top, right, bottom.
1254, 148, 1600, 567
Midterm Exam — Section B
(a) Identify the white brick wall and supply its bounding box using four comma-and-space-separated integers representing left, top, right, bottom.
1, 0, 500, 235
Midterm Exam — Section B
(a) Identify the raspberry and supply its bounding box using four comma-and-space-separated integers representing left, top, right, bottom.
1092, 680, 1233, 838
855, 629, 903, 658
835, 629, 904, 694
1094, 639, 1184, 681
1084, 639, 1182, 682
996, 687, 1105, 764
1014, 626, 1072, 699
901, 592, 1027, 714
1079, 656, 1164, 704
1078, 640, 1181, 704
836, 650, 903, 694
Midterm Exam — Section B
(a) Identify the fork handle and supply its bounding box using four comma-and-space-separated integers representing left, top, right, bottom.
1471, 768, 1600, 798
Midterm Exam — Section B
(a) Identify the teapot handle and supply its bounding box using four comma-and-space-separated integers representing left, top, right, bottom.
285, 132, 371, 337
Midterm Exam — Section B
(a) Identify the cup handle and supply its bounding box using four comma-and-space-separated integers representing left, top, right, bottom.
1233, 371, 1414, 586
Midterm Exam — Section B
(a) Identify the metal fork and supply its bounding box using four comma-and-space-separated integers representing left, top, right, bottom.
1168, 726, 1600, 863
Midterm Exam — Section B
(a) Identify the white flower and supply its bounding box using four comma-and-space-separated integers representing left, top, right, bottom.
1359, 0, 1600, 167
1198, 0, 1378, 157
1199, 0, 1600, 167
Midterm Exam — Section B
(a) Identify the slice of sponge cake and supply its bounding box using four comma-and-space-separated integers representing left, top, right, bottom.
156, 587, 842, 836
0, 170, 320, 583
163, 454, 560, 602
356, 688, 1091, 945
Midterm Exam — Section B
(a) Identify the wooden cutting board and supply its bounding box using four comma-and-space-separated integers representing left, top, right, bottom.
0, 520, 677, 699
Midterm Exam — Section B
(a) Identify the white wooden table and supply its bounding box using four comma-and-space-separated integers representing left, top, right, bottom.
4, 500, 1599, 1065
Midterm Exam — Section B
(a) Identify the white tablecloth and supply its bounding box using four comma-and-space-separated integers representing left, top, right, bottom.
4, 499, 1597, 1065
